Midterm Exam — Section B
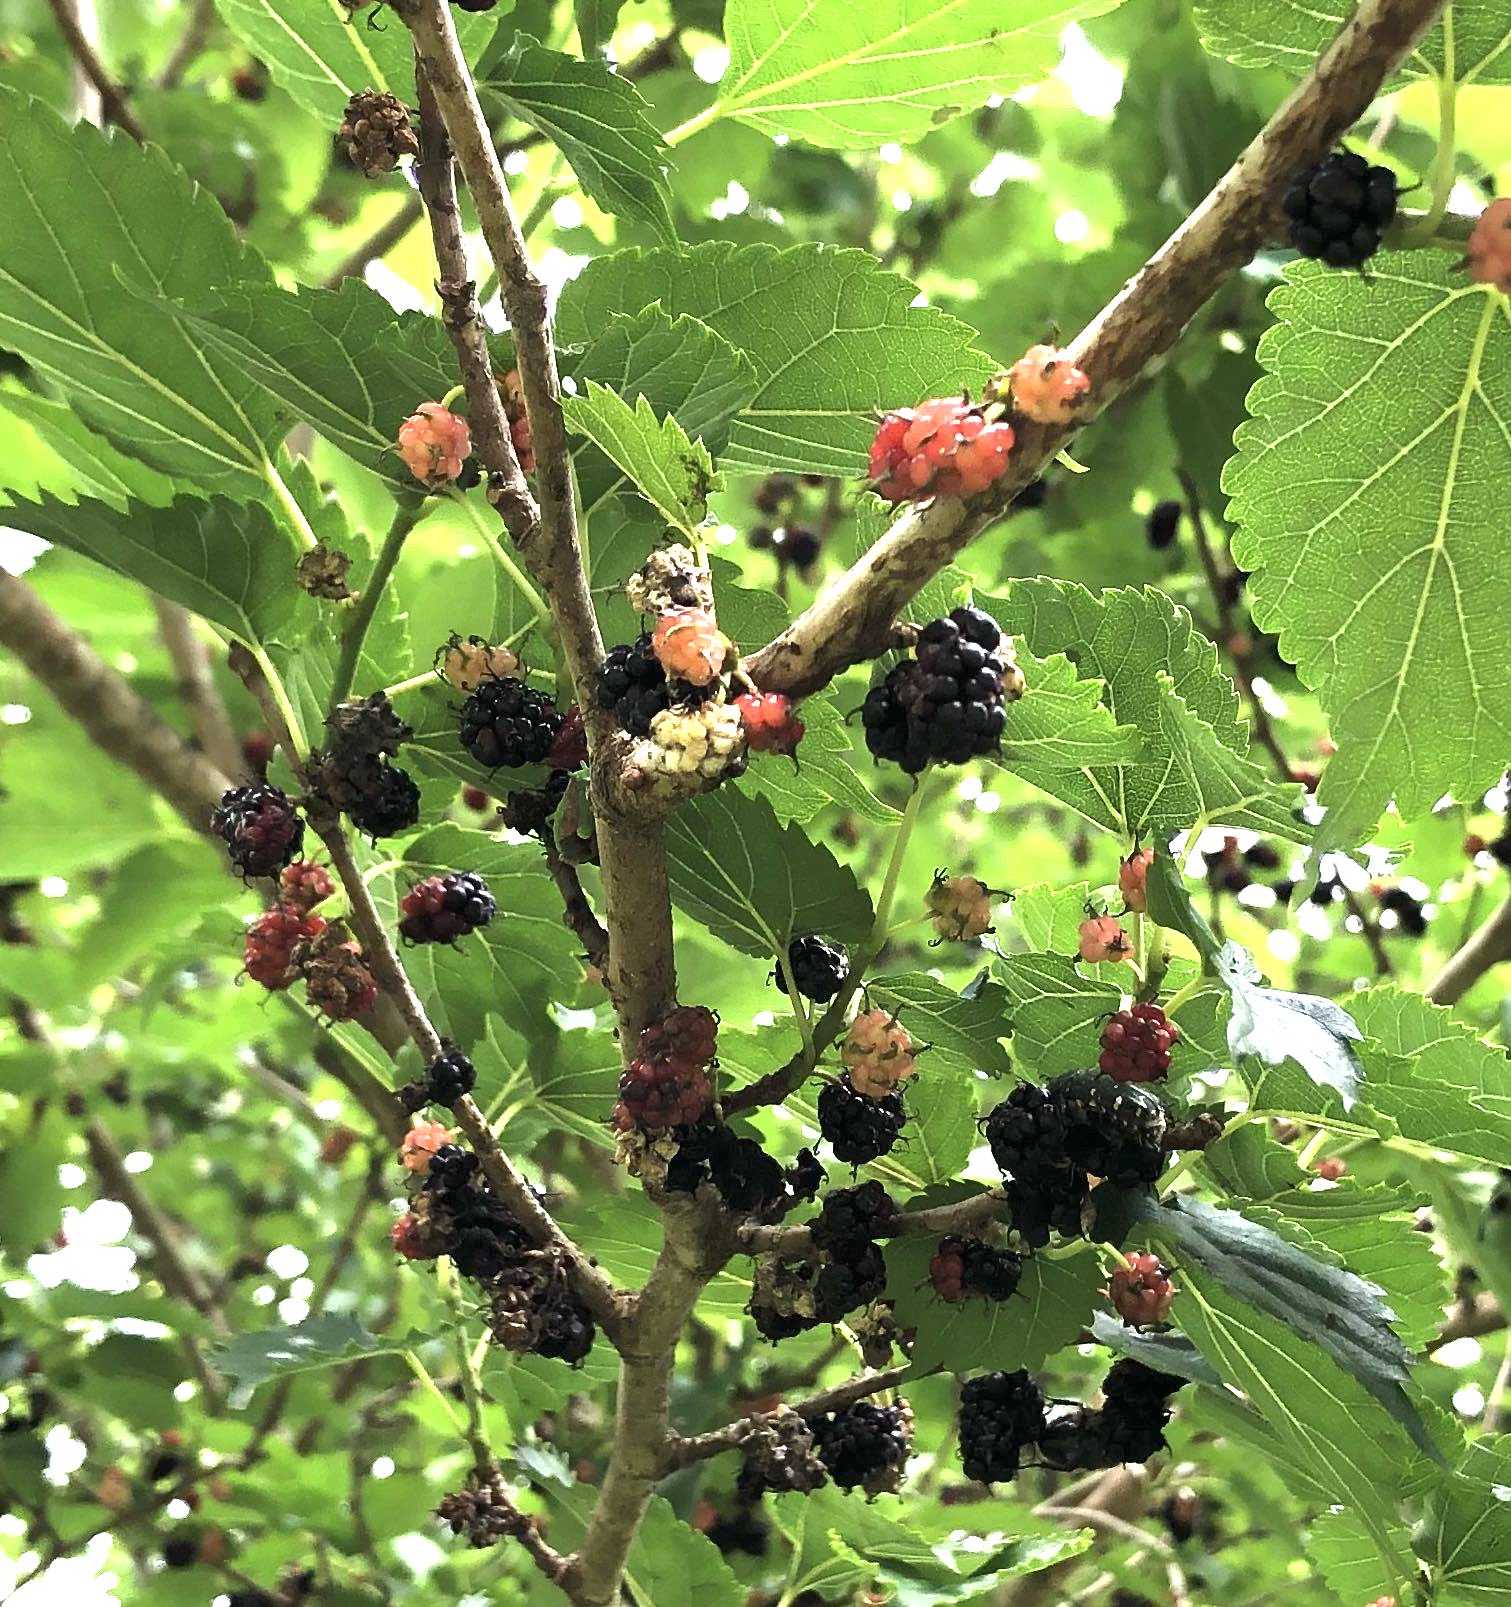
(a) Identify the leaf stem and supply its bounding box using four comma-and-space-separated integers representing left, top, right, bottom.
263, 456, 320, 553
250, 644, 308, 760
439, 1258, 495, 1475
776, 947, 816, 1061
402, 1346, 464, 1433
869, 777, 927, 952
449, 489, 551, 627
1408, 19, 1456, 243
662, 100, 722, 148
329, 502, 423, 713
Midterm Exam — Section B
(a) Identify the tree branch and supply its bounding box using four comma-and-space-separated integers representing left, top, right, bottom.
0, 569, 229, 831
44, 0, 147, 142
665, 1364, 912, 1469
746, 0, 1447, 700
153, 597, 244, 781
543, 827, 611, 971
154, 0, 217, 90
1427, 896, 1511, 1006
741, 1185, 1007, 1258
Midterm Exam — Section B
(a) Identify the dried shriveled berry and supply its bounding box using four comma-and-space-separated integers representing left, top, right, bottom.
298, 925, 378, 1021
624, 543, 713, 616
338, 88, 419, 178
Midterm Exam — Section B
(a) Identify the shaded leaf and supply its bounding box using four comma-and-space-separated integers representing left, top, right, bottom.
562, 381, 717, 534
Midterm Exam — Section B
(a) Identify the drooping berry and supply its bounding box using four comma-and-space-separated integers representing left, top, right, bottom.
213, 784, 304, 879
668, 1121, 788, 1213
400, 1121, 453, 1175
1282, 151, 1398, 268
734, 691, 805, 756
810, 1181, 897, 1253
958, 1370, 1046, 1483
862, 606, 1023, 772
399, 872, 496, 944
1049, 1069, 1169, 1189
279, 861, 335, 912
735, 1408, 828, 1500
929, 1235, 1024, 1302
868, 396, 1016, 503
1078, 914, 1132, 963
1035, 1405, 1120, 1472
298, 925, 378, 1021
597, 635, 670, 736
1110, 1251, 1176, 1326
1099, 1004, 1179, 1084
458, 676, 563, 768
787, 1147, 825, 1202
818, 1075, 906, 1165
244, 904, 326, 990
1119, 848, 1154, 913
811, 1401, 911, 1495
841, 1008, 917, 1099
547, 705, 587, 771
650, 609, 728, 688
296, 542, 353, 599
398, 402, 472, 488
616, 1058, 713, 1133
813, 1240, 888, 1321
925, 871, 995, 941
1466, 198, 1511, 291
1146, 500, 1181, 550
638, 1005, 718, 1066
425, 1047, 477, 1105
346, 762, 421, 840
338, 88, 419, 178
624, 543, 713, 616
775, 935, 849, 1002
436, 633, 520, 693
1008, 345, 1092, 425
497, 369, 534, 473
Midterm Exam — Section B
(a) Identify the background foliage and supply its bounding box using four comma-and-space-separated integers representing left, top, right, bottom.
0, 0, 1508, 1603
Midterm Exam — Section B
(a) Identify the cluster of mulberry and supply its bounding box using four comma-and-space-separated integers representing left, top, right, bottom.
392, 1141, 594, 1364
614, 1005, 718, 1134
960, 1360, 1184, 1482
312, 693, 420, 840
925, 871, 995, 942
397, 402, 472, 488
750, 1183, 895, 1341
983, 1071, 1168, 1247
1098, 1004, 1179, 1084
811, 1401, 912, 1496
861, 606, 1023, 773
818, 1074, 906, 1166
1283, 150, 1397, 268
298, 922, 378, 1022
841, 1008, 917, 1098
213, 783, 304, 879
436, 633, 520, 693
869, 395, 1016, 503
458, 675, 564, 770
774, 934, 849, 1003
243, 903, 327, 991
664, 1119, 790, 1215
398, 872, 496, 945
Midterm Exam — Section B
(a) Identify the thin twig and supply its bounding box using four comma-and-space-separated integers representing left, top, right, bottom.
154, 0, 217, 89
543, 827, 610, 971
44, 0, 147, 141
1427, 896, 1511, 1005
153, 598, 244, 780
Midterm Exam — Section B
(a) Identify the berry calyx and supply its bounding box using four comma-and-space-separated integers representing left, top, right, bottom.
244, 904, 326, 991
1282, 151, 1397, 268
615, 1057, 714, 1133
213, 784, 304, 879
1119, 848, 1154, 913
1109, 1251, 1176, 1326
841, 1008, 917, 1099
279, 861, 335, 912
338, 89, 419, 178
1466, 198, 1511, 292
775, 935, 849, 1003
397, 401, 472, 488
424, 1046, 477, 1105
734, 691, 805, 756
818, 1074, 905, 1165
458, 676, 564, 769
925, 870, 994, 941
1078, 914, 1132, 964
868, 395, 1016, 504
650, 609, 728, 688
861, 605, 1023, 773
1007, 344, 1091, 425
1098, 1003, 1179, 1084
399, 1120, 453, 1175
958, 1370, 1046, 1483
398, 872, 496, 945
435, 633, 520, 693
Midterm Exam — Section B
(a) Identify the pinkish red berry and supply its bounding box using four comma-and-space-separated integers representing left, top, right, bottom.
1109, 1252, 1175, 1326
319, 1125, 360, 1165
390, 1212, 433, 1260
1315, 1156, 1347, 1181
279, 861, 335, 912
1078, 915, 1132, 964
868, 396, 1016, 503
616, 1057, 713, 1132
548, 704, 588, 770
1119, 848, 1153, 914
461, 785, 492, 812
1467, 198, 1511, 292
638, 1005, 719, 1067
929, 1237, 968, 1302
400, 1120, 453, 1175
734, 691, 805, 755
651, 609, 728, 687
398, 401, 472, 488
499, 369, 535, 473
1099, 1003, 1179, 1083
1008, 345, 1091, 425
244, 904, 326, 991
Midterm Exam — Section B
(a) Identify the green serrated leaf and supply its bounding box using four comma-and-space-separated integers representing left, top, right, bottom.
664, 788, 873, 957
994, 952, 1121, 1080
482, 40, 674, 243
557, 243, 994, 474
1226, 257, 1511, 856
1086, 1313, 1224, 1385
710, 0, 1120, 147
562, 381, 717, 534
994, 645, 1144, 773
0, 91, 278, 494
740, 693, 899, 826
213, 1315, 420, 1391
984, 582, 1309, 841
869, 971, 1013, 1078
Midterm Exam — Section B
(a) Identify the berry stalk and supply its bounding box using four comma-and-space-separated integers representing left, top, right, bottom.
327, 501, 423, 713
